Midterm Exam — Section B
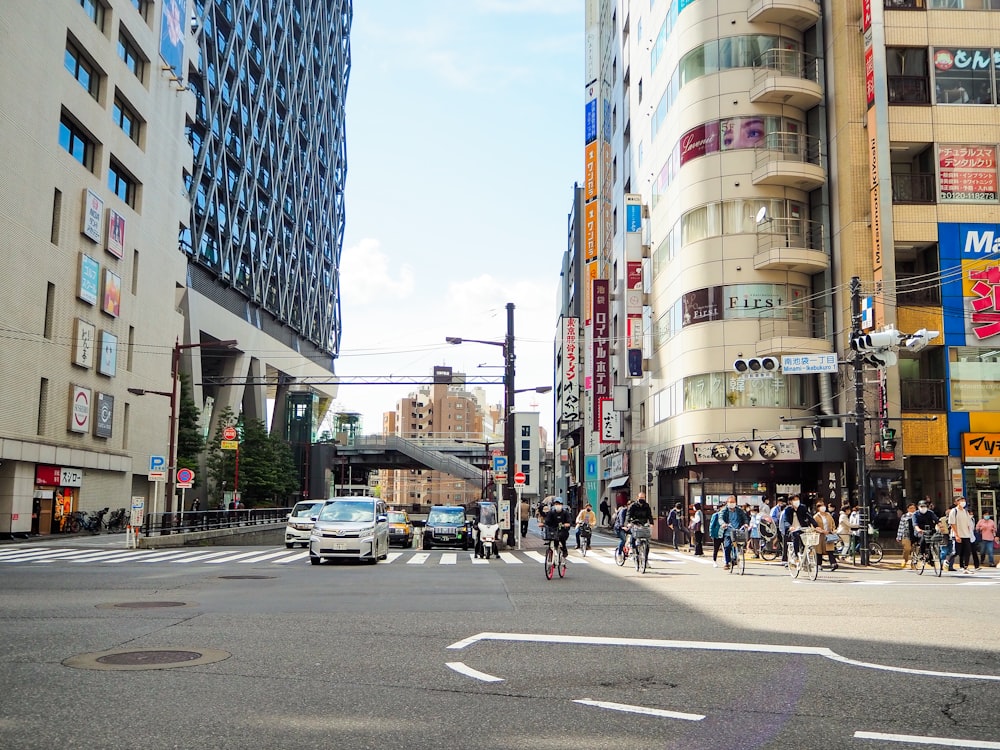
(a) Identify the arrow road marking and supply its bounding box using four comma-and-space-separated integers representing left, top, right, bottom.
573, 699, 704, 722
447, 632, 1000, 682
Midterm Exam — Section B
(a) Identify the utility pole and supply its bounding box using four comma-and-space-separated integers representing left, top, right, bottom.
503, 302, 516, 547
851, 277, 870, 566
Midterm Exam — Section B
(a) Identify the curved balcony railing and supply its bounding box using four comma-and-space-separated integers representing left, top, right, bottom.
754, 132, 825, 190
756, 304, 831, 354
754, 48, 821, 82
752, 49, 823, 109
755, 218, 828, 272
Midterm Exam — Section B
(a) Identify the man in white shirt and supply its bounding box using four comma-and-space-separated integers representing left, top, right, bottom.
949, 496, 980, 574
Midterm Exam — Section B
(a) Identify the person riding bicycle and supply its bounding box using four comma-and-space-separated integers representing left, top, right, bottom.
574, 503, 596, 550
543, 497, 572, 559
625, 493, 653, 548
912, 497, 939, 559
780, 495, 817, 563
719, 495, 749, 570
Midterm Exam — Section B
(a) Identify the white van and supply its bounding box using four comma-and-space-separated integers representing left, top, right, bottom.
284, 500, 330, 548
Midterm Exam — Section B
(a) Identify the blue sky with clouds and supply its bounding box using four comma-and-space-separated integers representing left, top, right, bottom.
335, 1, 583, 439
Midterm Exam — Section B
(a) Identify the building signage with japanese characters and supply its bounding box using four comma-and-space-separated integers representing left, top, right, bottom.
559, 316, 582, 424
591, 279, 610, 432
938, 145, 998, 203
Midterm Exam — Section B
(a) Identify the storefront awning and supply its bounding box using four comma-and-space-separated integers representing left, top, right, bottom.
607, 476, 629, 489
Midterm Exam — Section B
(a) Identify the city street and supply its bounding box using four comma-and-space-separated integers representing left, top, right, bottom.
0, 530, 998, 750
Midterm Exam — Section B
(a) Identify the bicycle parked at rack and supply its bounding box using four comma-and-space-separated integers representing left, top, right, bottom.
543, 529, 567, 580
787, 528, 820, 580
105, 507, 128, 533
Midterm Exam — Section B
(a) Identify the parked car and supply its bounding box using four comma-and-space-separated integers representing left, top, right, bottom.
284, 500, 330, 548
309, 497, 389, 565
387, 509, 414, 548
423, 505, 470, 550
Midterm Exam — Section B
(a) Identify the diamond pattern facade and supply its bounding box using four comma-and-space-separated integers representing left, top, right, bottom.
183, 0, 351, 356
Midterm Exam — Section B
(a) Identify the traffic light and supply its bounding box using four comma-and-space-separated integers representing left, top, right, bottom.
733, 357, 779, 374
850, 329, 903, 368
905, 329, 940, 352
881, 427, 897, 454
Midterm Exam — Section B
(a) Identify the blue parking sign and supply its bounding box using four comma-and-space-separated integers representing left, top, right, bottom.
491, 455, 508, 474
149, 455, 166, 474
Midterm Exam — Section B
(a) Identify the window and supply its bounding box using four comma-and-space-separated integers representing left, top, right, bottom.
130, 0, 150, 20
79, 0, 105, 29
113, 93, 142, 143
933, 47, 996, 104
59, 115, 95, 170
887, 48, 930, 104
118, 31, 145, 80
108, 159, 138, 207
65, 41, 99, 99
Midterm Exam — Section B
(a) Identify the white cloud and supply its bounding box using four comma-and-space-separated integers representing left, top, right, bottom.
339, 237, 415, 307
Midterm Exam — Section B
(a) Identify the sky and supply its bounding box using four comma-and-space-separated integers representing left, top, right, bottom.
334, 0, 583, 441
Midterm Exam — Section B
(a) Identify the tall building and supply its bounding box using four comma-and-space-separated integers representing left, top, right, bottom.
0, 0, 352, 536
561, 0, 1000, 530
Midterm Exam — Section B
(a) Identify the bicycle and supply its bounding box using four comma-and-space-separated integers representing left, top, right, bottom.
726, 526, 748, 575
630, 523, 651, 574
758, 521, 782, 561
543, 529, 567, 580
834, 528, 884, 564
913, 532, 945, 577
578, 523, 592, 557
787, 529, 820, 581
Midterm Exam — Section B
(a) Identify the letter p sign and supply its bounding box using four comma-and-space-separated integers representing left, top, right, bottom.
149, 455, 166, 475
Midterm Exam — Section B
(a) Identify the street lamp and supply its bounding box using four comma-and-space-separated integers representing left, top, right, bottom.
447, 302, 516, 545
455, 438, 504, 499
129, 337, 237, 526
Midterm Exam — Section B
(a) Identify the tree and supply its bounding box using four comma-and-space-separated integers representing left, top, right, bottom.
205, 408, 298, 507
206, 406, 238, 508
175, 373, 204, 485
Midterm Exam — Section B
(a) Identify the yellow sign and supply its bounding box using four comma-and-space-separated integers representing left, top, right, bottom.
221, 440, 239, 450
961, 433, 1000, 462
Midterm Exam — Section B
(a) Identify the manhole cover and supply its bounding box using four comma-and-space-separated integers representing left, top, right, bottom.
64, 647, 231, 671
217, 575, 274, 580
97, 650, 202, 665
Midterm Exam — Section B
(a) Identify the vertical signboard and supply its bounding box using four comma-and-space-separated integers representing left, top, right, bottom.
625, 194, 644, 376
559, 316, 582, 423
592, 279, 610, 432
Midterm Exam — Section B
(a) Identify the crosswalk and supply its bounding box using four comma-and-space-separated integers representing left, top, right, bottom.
0, 545, 691, 568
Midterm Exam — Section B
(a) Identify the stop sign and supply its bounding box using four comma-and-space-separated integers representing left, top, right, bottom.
222, 426, 237, 441
514, 472, 526, 486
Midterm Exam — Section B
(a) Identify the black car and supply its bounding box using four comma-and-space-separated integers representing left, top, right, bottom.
423, 506, 470, 550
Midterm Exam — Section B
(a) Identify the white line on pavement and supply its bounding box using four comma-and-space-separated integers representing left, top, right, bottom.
445, 661, 503, 682
440, 553, 457, 565
523, 551, 547, 564
236, 549, 306, 564
470, 554, 489, 565
203, 550, 277, 564
446, 632, 1000, 682
854, 731, 1000, 748
573, 699, 704, 721
407, 553, 430, 565
164, 550, 241, 564
384, 552, 404, 564
498, 552, 521, 564
270, 552, 308, 564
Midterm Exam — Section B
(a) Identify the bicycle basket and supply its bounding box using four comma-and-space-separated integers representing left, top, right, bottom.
929, 532, 948, 544
630, 524, 651, 540
800, 530, 820, 548
731, 528, 749, 544
542, 527, 560, 542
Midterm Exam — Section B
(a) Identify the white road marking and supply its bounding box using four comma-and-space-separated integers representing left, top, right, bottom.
445, 661, 503, 682
498, 552, 521, 564
236, 549, 305, 564
523, 551, 547, 564
573, 699, 704, 722
407, 553, 430, 565
440, 553, 457, 565
446, 632, 1000, 682
270, 552, 308, 564
167, 550, 243, 564
471, 554, 489, 565
565, 555, 589, 564
138, 550, 210, 563
203, 550, 276, 564
854, 731, 1000, 748
384, 552, 404, 564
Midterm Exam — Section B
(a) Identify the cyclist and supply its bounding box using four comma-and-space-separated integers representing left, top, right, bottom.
626, 492, 653, 546
719, 495, 749, 570
780, 494, 817, 564
912, 497, 939, 561
543, 497, 572, 559
574, 502, 597, 550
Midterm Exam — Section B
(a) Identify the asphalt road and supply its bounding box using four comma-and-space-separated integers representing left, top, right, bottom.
0, 529, 998, 750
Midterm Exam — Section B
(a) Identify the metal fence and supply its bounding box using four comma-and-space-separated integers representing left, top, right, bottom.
142, 507, 292, 536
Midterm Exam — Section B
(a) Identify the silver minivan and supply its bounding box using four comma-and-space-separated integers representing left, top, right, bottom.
284, 500, 329, 548
309, 497, 389, 564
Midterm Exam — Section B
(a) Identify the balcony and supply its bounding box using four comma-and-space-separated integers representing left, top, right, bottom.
747, 0, 821, 30
756, 306, 832, 356
891, 172, 935, 204
901, 379, 946, 412
752, 132, 826, 190
755, 218, 828, 273
750, 49, 823, 110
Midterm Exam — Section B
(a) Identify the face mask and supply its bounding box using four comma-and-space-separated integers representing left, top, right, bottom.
727, 503, 736, 509
818, 506, 826, 513
792, 500, 800, 508
959, 501, 967, 508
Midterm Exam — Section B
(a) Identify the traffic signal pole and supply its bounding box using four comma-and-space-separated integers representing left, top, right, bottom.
851, 277, 871, 566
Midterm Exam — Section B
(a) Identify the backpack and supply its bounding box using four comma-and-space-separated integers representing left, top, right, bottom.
613, 507, 627, 532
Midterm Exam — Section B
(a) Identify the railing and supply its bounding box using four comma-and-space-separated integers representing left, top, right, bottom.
756, 218, 825, 253
896, 273, 942, 306
142, 507, 292, 536
755, 131, 823, 169
754, 48, 822, 84
338, 434, 483, 482
758, 305, 830, 341
891, 172, 936, 203
888, 75, 930, 104
900, 379, 946, 412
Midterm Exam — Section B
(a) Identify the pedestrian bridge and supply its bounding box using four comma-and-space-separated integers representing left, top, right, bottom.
332, 435, 492, 482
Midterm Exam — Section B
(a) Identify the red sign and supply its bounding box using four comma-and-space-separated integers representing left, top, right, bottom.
222, 426, 238, 441
939, 145, 999, 202
592, 279, 611, 432
969, 264, 1000, 339
35, 465, 61, 486
865, 45, 875, 109
514, 472, 526, 486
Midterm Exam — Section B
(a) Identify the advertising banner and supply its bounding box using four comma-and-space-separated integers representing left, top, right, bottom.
559, 316, 582, 424
592, 280, 610, 432
938, 145, 998, 203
